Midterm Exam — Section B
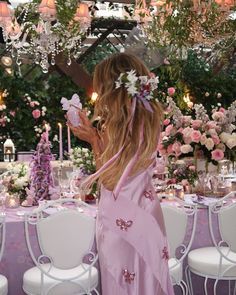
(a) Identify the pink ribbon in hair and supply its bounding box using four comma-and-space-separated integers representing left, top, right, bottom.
137, 95, 153, 113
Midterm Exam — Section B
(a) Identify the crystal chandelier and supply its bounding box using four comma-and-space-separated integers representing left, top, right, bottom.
0, 0, 91, 73
138, 0, 236, 62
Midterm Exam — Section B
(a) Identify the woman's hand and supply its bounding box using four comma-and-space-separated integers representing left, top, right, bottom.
67, 110, 98, 146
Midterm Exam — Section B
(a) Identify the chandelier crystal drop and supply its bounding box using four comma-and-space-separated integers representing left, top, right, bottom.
0, 0, 91, 73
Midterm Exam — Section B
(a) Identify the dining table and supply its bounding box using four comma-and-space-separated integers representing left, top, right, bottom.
0, 197, 232, 295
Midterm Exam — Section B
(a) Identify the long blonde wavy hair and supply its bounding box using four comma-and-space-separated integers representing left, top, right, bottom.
89, 53, 163, 191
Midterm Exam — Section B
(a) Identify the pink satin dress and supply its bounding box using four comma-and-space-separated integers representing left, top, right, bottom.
96, 164, 175, 295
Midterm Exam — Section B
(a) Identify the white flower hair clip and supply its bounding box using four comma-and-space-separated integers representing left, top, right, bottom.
61, 93, 82, 127
115, 70, 159, 112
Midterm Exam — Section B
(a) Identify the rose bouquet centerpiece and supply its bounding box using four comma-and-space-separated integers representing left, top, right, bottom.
159, 97, 236, 169
159, 97, 195, 160
1, 162, 29, 201
69, 147, 97, 199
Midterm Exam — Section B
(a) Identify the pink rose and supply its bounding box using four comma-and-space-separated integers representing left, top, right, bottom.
212, 111, 224, 121
192, 120, 202, 129
219, 107, 226, 113
211, 134, 220, 145
172, 142, 181, 157
200, 134, 207, 145
181, 116, 192, 125
191, 130, 201, 143
189, 165, 196, 171
10, 110, 16, 117
163, 118, 170, 126
167, 144, 173, 155
32, 109, 41, 119
177, 127, 183, 133
167, 87, 175, 96
206, 121, 217, 130
165, 124, 174, 136
211, 149, 224, 161
157, 143, 167, 156
30, 101, 36, 108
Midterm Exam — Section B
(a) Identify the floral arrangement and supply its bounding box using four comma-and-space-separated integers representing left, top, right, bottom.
69, 147, 97, 197
69, 147, 96, 175
28, 133, 54, 205
159, 97, 236, 165
168, 160, 198, 186
115, 70, 159, 101
1, 162, 29, 200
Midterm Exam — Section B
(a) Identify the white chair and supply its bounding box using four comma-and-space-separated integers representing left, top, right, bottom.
162, 198, 198, 295
0, 214, 8, 295
23, 198, 99, 295
186, 192, 236, 295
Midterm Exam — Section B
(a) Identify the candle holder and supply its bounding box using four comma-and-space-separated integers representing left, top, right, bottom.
5, 193, 20, 209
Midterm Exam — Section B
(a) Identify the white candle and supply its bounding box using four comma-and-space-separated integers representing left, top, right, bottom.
67, 125, 71, 152
58, 123, 63, 162
45, 123, 49, 142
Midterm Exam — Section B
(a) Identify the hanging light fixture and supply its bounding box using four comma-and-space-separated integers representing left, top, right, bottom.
1, 56, 12, 67
0, 0, 91, 73
215, 0, 235, 6
38, 0, 57, 21
150, 0, 166, 7
0, 1, 12, 26
74, 2, 91, 32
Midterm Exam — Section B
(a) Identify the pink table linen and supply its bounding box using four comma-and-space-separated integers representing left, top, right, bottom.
0, 205, 97, 295
0, 203, 230, 295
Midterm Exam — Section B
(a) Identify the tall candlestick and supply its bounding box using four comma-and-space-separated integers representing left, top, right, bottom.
58, 123, 63, 162
67, 125, 71, 152
45, 123, 49, 142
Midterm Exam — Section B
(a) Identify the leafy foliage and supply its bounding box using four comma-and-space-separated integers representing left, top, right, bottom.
0, 65, 86, 154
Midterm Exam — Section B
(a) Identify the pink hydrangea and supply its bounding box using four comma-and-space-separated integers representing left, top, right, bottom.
167, 87, 175, 96
211, 149, 224, 161
191, 130, 201, 143
32, 109, 41, 119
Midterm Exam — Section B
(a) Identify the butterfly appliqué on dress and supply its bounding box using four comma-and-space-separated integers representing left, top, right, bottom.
143, 189, 154, 201
122, 269, 135, 283
116, 218, 133, 231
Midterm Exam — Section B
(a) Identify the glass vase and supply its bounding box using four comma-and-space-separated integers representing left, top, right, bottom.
5, 193, 20, 209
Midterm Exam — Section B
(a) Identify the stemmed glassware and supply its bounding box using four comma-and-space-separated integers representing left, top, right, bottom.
0, 180, 6, 214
